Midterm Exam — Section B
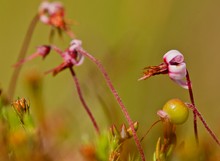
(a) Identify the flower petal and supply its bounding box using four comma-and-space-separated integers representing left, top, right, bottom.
168, 63, 186, 80
163, 50, 184, 64
171, 79, 189, 89
69, 39, 82, 51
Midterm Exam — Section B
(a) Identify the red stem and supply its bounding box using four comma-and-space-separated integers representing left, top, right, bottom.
186, 70, 220, 146
186, 70, 199, 144
77, 48, 146, 161
69, 67, 100, 134
186, 104, 220, 146
8, 14, 39, 100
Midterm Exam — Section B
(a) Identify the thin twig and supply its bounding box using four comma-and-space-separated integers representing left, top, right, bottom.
69, 67, 100, 134
77, 48, 146, 161
8, 14, 39, 100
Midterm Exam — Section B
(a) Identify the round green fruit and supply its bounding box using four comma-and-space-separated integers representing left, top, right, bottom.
162, 99, 189, 125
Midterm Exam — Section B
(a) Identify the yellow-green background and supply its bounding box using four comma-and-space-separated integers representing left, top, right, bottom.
1, 0, 220, 159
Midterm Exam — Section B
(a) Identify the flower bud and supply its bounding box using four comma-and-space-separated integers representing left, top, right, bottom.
37, 45, 51, 59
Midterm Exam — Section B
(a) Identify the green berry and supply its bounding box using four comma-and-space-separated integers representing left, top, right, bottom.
162, 99, 189, 125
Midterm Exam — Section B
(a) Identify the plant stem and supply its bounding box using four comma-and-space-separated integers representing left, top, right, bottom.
186, 103, 220, 146
186, 70, 199, 145
8, 14, 39, 101
77, 48, 146, 161
69, 67, 100, 134
141, 120, 161, 142
186, 70, 220, 146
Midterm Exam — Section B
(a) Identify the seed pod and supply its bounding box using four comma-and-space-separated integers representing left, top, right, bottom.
162, 99, 189, 125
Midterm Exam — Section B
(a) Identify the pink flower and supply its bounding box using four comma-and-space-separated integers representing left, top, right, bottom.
14, 39, 84, 76
62, 40, 84, 66
45, 39, 84, 75
38, 1, 66, 29
163, 50, 188, 89
139, 50, 188, 89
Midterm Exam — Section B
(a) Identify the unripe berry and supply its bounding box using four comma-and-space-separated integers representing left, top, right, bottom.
162, 99, 189, 125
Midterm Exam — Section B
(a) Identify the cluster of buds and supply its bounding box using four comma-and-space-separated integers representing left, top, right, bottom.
14, 39, 84, 76
12, 98, 30, 124
38, 1, 67, 29
153, 123, 176, 161
110, 122, 139, 142
139, 50, 188, 89
109, 122, 139, 161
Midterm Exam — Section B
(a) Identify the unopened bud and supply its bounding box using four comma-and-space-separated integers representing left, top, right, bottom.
120, 124, 129, 140
37, 45, 51, 59
110, 125, 120, 138
127, 121, 139, 138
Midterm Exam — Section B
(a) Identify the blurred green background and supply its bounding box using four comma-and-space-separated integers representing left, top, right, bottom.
0, 0, 220, 160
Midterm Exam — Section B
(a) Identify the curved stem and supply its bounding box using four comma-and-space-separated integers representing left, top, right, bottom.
186, 70, 199, 144
77, 48, 146, 161
8, 14, 39, 100
141, 120, 161, 142
69, 67, 100, 134
186, 70, 220, 146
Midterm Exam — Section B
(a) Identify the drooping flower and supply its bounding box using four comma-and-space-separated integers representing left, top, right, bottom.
139, 50, 188, 89
14, 39, 84, 76
38, 1, 67, 30
48, 39, 84, 75
163, 50, 188, 89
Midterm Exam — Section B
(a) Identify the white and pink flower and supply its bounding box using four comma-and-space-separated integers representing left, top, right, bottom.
139, 50, 188, 89
163, 50, 188, 89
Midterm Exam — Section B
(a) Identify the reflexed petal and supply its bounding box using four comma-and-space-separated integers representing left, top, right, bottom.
168, 63, 186, 80
171, 79, 188, 89
75, 55, 84, 66
39, 1, 50, 12
39, 15, 49, 24
163, 50, 184, 64
48, 2, 63, 15
69, 39, 82, 51
63, 52, 77, 65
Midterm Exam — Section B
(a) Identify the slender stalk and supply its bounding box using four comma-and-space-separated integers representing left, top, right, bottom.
186, 70, 220, 146
141, 120, 161, 142
186, 104, 220, 146
8, 14, 39, 100
69, 67, 100, 134
77, 48, 146, 161
185, 70, 199, 144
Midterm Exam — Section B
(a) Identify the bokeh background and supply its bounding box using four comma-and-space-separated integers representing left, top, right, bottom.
0, 0, 220, 160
